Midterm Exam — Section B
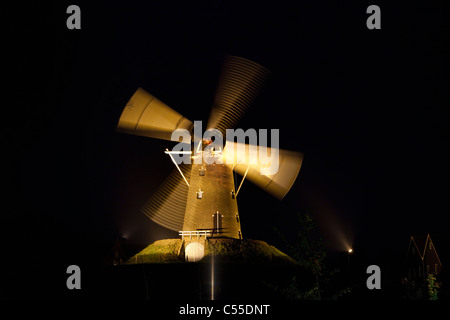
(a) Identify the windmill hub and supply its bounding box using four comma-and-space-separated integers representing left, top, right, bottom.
171, 120, 281, 175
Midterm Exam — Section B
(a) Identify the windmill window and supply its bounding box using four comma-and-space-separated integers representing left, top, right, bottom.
199, 168, 205, 176
429, 243, 433, 250
212, 212, 222, 234
196, 189, 203, 199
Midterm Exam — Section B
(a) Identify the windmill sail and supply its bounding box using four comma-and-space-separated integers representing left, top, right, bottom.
223, 141, 303, 200
117, 87, 193, 141
141, 165, 191, 231
207, 56, 270, 136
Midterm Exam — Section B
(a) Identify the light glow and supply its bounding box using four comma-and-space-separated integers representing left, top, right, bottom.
223, 141, 303, 199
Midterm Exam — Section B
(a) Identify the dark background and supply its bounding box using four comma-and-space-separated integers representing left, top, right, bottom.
2, 0, 449, 299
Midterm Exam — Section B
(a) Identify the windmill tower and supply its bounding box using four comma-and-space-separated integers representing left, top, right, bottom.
116, 56, 303, 244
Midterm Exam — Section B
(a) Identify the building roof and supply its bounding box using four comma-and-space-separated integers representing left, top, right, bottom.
410, 234, 442, 265
411, 234, 428, 259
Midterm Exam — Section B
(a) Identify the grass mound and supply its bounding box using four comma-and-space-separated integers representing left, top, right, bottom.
205, 238, 297, 264
127, 239, 184, 264
127, 238, 297, 265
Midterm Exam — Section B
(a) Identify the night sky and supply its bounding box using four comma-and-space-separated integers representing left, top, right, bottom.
3, 1, 449, 299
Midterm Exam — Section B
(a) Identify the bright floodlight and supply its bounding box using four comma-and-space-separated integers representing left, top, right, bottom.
348, 248, 353, 253
185, 242, 205, 262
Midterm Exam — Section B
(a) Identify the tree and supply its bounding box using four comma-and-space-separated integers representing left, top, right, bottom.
274, 210, 350, 300
427, 273, 439, 300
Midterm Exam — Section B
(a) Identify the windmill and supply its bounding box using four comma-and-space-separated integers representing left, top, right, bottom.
116, 56, 303, 245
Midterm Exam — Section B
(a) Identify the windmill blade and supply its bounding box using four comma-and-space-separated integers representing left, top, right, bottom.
141, 164, 191, 231
207, 56, 270, 135
223, 141, 303, 200
117, 87, 193, 141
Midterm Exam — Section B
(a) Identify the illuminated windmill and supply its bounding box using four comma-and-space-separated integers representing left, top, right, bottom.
116, 56, 303, 241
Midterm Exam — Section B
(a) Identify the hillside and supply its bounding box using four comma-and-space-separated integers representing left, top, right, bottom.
127, 238, 297, 265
